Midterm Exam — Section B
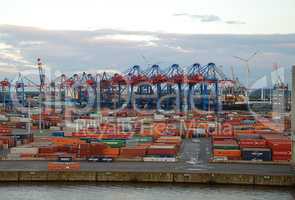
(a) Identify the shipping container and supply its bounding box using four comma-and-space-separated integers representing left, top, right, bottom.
10, 147, 39, 154
48, 162, 80, 171
147, 145, 177, 156
120, 147, 146, 157
101, 139, 126, 148
241, 148, 272, 161
101, 148, 120, 157
213, 149, 241, 157
51, 131, 64, 137
239, 139, 267, 148
143, 157, 176, 162
213, 144, 240, 150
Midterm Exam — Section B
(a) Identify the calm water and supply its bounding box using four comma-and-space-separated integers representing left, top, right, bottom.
0, 183, 294, 200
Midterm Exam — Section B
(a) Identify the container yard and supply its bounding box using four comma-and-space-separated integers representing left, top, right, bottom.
0, 109, 292, 165
0, 59, 293, 187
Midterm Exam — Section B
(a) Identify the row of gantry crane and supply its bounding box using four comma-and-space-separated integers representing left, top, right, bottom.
0, 59, 246, 112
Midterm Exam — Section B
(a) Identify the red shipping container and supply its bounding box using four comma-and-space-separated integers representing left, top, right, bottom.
146, 145, 177, 156
272, 151, 291, 156
213, 140, 237, 145
120, 147, 146, 157
239, 139, 266, 148
267, 140, 291, 151
39, 147, 56, 154
212, 136, 234, 141
272, 155, 291, 161
227, 156, 241, 160
78, 143, 107, 158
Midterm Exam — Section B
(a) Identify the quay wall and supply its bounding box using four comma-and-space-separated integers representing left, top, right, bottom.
0, 171, 294, 186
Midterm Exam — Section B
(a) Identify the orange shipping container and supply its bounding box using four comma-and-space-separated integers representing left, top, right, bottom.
213, 149, 241, 157
152, 122, 167, 136
48, 162, 80, 171
48, 138, 86, 145
102, 148, 120, 157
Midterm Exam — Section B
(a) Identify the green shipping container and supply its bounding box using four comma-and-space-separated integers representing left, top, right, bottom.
213, 144, 240, 150
101, 139, 126, 148
131, 136, 153, 143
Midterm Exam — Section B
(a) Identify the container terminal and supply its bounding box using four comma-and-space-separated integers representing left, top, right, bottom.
0, 59, 294, 186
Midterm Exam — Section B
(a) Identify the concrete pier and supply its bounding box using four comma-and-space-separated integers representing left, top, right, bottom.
0, 171, 294, 186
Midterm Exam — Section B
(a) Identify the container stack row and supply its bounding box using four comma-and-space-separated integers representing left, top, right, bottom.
212, 133, 291, 162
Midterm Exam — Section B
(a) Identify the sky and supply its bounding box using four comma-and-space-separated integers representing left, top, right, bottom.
0, 0, 294, 86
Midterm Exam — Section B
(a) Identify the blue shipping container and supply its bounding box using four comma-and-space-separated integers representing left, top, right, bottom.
242, 148, 272, 161
51, 131, 64, 137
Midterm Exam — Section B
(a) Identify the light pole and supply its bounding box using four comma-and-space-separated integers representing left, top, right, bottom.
27, 96, 31, 135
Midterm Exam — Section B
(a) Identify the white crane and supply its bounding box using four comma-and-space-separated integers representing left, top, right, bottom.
233, 51, 259, 101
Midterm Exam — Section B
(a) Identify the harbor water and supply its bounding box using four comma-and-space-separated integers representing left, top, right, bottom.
0, 183, 293, 200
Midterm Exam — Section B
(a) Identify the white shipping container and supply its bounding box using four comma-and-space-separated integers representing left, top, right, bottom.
10, 147, 39, 154
196, 128, 206, 134
143, 157, 176, 162
208, 123, 216, 128
49, 126, 60, 131
0, 117, 8, 121
10, 117, 21, 122
31, 108, 41, 115
89, 113, 101, 118
154, 114, 165, 120
158, 136, 181, 140
19, 118, 31, 123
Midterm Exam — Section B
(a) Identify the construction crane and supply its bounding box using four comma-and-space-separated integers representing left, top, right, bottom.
146, 64, 167, 110
37, 58, 46, 131
126, 65, 148, 109
37, 58, 46, 93
111, 72, 127, 109
164, 64, 184, 112
186, 63, 203, 111
200, 63, 219, 111
0, 78, 12, 111
15, 73, 26, 107
100, 72, 113, 108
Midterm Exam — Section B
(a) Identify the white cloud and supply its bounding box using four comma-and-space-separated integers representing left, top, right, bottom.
225, 20, 246, 25
71, 68, 121, 76
0, 65, 19, 74
0, 42, 13, 49
93, 34, 159, 42
0, 42, 34, 73
19, 41, 45, 46
274, 43, 295, 48
0, 25, 294, 85
164, 45, 193, 53
173, 13, 246, 25
174, 13, 221, 22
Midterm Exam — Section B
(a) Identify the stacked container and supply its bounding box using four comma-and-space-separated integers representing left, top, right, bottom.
212, 138, 241, 160
120, 146, 146, 158
145, 144, 177, 162
78, 143, 107, 158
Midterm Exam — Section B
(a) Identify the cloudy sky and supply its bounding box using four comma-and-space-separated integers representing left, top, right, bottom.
0, 0, 294, 85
